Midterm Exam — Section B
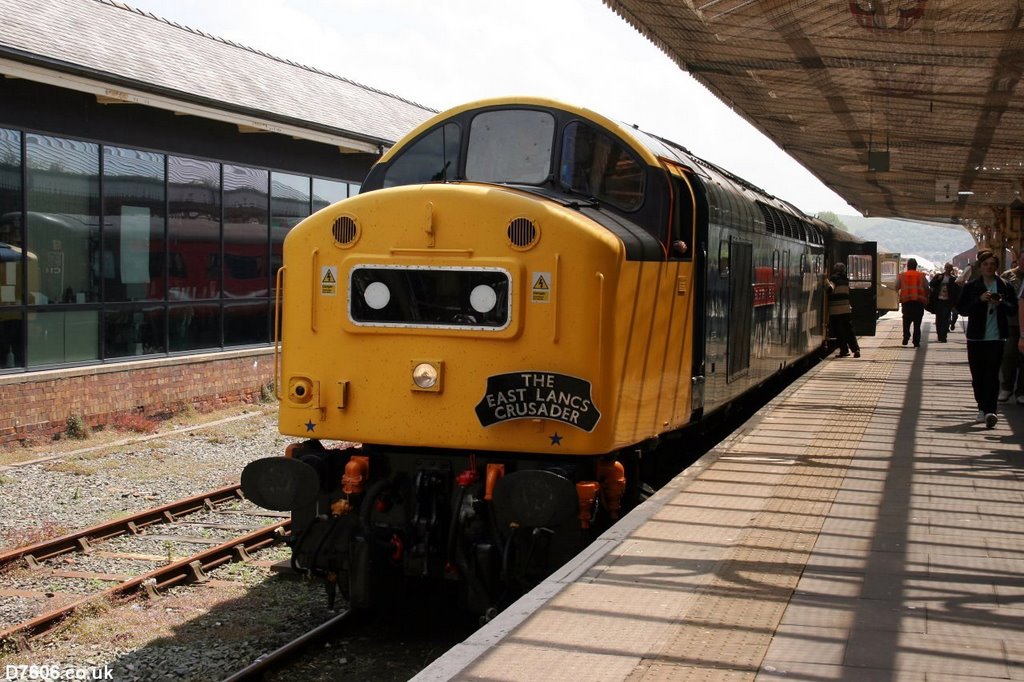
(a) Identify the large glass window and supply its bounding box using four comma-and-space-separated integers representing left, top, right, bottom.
28, 309, 99, 366
467, 111, 553, 184
559, 122, 643, 210
26, 134, 100, 306
169, 302, 220, 352
168, 156, 221, 302
383, 123, 460, 188
104, 303, 165, 358
271, 172, 310, 305
0, 125, 358, 371
225, 300, 269, 345
223, 165, 269, 299
0, 128, 22, 368
271, 172, 310, 230
103, 146, 165, 302
312, 178, 349, 213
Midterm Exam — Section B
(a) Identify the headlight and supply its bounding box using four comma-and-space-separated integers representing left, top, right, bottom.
364, 281, 390, 310
470, 284, 497, 313
413, 362, 438, 389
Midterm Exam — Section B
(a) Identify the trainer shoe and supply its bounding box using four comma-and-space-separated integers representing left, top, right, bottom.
998, 389, 1012, 402
1017, 395, 1024, 405
976, 410, 986, 423
853, 351, 860, 358
985, 413, 998, 429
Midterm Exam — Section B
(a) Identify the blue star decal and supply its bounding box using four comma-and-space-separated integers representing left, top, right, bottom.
549, 432, 563, 446
304, 420, 316, 432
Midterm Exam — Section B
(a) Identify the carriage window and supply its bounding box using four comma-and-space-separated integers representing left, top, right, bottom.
847, 254, 873, 290
383, 123, 461, 188
559, 122, 644, 211
466, 110, 553, 184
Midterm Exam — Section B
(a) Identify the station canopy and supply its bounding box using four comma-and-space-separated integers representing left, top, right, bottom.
603, 0, 1024, 239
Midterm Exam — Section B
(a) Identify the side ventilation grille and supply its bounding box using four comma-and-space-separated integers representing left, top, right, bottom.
507, 217, 538, 250
332, 215, 359, 247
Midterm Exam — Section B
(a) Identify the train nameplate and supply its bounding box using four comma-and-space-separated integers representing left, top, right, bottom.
475, 372, 600, 432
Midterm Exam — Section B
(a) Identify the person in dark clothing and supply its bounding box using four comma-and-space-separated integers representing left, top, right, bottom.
956, 250, 1018, 428
828, 262, 860, 358
928, 262, 960, 343
997, 251, 1024, 403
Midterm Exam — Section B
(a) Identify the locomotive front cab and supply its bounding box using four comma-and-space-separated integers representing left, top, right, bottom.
242, 98, 702, 615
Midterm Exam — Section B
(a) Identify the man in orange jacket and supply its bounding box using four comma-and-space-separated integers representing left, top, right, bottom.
897, 258, 930, 348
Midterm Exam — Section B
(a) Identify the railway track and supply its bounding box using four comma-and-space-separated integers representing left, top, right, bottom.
0, 484, 288, 651
221, 608, 354, 681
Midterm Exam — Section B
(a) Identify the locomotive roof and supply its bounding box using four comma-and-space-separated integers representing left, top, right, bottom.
383, 96, 816, 225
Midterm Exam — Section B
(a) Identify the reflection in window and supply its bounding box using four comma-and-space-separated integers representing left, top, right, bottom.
560, 122, 643, 210
169, 302, 220, 352
169, 156, 220, 301
272, 172, 309, 300
103, 146, 165, 302
384, 123, 460, 188
104, 304, 165, 358
26, 134, 100, 305
467, 111, 552, 184
312, 178, 349, 213
223, 165, 268, 298
0, 128, 23, 367
0, 126, 359, 369
225, 301, 268, 345
271, 172, 310, 230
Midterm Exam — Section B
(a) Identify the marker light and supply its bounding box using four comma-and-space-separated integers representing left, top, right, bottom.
470, 284, 498, 313
413, 363, 438, 389
364, 282, 390, 310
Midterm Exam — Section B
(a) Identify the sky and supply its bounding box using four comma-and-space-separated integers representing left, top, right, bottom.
123, 0, 859, 216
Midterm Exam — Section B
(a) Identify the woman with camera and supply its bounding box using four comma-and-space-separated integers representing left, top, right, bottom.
956, 250, 1018, 428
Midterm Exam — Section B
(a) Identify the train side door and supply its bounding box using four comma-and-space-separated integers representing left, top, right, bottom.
727, 238, 752, 382
840, 240, 878, 336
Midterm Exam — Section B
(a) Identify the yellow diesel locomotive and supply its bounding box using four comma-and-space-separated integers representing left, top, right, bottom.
241, 97, 874, 615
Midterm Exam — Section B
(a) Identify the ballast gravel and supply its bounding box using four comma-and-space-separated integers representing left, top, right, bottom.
0, 405, 473, 681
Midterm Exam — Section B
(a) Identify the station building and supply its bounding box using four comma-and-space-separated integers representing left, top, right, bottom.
0, 0, 434, 443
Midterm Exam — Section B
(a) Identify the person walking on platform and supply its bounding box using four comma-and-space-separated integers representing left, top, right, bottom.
929, 262, 960, 343
828, 262, 860, 358
949, 266, 960, 332
998, 251, 1024, 403
956, 250, 1018, 428
896, 258, 929, 348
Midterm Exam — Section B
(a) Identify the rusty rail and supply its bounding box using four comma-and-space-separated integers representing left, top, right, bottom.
0, 484, 247, 568
0, 519, 289, 648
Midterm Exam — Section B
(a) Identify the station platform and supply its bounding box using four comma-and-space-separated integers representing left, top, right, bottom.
414, 313, 1024, 681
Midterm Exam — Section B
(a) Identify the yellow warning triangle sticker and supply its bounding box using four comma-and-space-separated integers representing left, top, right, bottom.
533, 275, 549, 290
322, 269, 337, 284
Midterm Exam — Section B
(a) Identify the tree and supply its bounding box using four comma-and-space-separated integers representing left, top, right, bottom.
816, 211, 848, 230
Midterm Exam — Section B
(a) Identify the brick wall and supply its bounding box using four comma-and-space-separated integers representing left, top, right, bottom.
0, 349, 275, 446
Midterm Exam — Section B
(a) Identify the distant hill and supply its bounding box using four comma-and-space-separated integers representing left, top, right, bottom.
830, 215, 974, 265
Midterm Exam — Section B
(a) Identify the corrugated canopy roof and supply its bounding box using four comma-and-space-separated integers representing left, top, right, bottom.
0, 0, 436, 153
603, 0, 1024, 242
